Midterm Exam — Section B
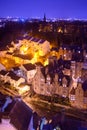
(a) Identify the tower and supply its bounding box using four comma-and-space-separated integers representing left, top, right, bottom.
43, 13, 46, 22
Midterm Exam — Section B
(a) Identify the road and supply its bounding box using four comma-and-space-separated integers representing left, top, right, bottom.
23, 95, 87, 121
0, 85, 87, 121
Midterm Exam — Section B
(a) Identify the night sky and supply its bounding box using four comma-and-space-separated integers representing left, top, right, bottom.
0, 0, 87, 19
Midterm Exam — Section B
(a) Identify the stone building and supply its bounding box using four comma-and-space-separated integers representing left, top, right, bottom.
32, 63, 70, 97
69, 81, 87, 109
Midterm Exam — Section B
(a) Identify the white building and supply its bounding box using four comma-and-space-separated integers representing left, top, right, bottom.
20, 63, 37, 83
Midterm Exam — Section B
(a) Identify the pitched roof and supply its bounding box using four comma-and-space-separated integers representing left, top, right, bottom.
23, 63, 36, 71
84, 91, 87, 97
35, 62, 43, 67
0, 70, 8, 76
23, 35, 32, 40
70, 87, 75, 95
38, 39, 45, 44
31, 37, 37, 42
9, 100, 33, 130
26, 36, 33, 40
12, 67, 20, 71
7, 71, 21, 81
13, 54, 33, 60
32, 38, 40, 42
82, 80, 87, 91
0, 63, 6, 70
41, 65, 55, 83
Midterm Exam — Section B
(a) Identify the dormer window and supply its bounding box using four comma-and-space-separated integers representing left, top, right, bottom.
63, 84, 67, 87
47, 77, 50, 81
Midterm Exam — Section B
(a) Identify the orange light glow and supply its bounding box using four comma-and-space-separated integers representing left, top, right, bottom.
44, 59, 49, 66
0, 38, 54, 69
20, 45, 28, 54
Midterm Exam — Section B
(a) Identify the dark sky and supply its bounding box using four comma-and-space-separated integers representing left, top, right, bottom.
0, 0, 87, 19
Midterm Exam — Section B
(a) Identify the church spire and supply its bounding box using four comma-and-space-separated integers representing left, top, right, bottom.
43, 13, 46, 22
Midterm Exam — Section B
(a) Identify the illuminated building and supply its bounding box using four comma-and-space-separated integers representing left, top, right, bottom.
20, 63, 36, 83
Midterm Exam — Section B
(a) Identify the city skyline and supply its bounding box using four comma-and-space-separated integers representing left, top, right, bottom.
0, 0, 87, 19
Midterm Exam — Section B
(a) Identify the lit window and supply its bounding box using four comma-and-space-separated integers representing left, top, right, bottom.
47, 81, 50, 85
41, 78, 44, 82
63, 84, 67, 87
70, 95, 75, 101
62, 94, 66, 98
59, 78, 61, 81
78, 51, 80, 53
47, 77, 50, 80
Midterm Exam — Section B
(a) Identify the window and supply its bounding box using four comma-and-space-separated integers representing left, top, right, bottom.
70, 95, 75, 101
46, 81, 50, 85
83, 97, 87, 104
62, 90, 67, 97
41, 78, 44, 82
63, 84, 67, 87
